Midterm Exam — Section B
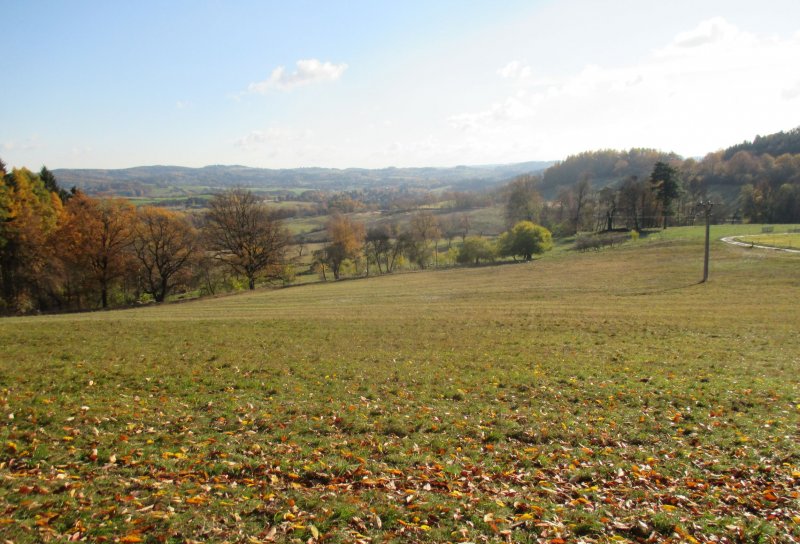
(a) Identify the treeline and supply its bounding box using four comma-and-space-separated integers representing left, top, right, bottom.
507, 132, 800, 233
1, 162, 293, 314
694, 150, 800, 223
723, 127, 800, 160
502, 168, 685, 236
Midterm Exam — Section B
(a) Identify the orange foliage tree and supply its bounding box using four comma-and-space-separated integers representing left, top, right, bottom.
58, 193, 136, 308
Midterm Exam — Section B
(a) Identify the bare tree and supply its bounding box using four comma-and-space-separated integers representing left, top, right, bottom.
408, 211, 441, 268
203, 189, 289, 290
572, 176, 592, 233
131, 207, 198, 302
365, 224, 392, 275
505, 174, 543, 227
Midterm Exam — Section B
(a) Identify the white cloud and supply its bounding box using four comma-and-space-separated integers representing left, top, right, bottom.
234, 130, 268, 151
443, 17, 800, 159
497, 60, 531, 79
671, 16, 738, 48
247, 59, 348, 93
176, 100, 190, 109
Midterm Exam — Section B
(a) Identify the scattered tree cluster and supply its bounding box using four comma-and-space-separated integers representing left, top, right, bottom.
313, 211, 553, 277
0, 163, 290, 314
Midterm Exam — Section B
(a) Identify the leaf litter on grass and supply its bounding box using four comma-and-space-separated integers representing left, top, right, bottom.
1, 228, 799, 543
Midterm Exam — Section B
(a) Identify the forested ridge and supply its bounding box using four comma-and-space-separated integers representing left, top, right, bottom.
531, 127, 800, 226
723, 126, 800, 159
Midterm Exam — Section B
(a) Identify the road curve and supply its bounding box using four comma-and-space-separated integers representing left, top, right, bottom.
721, 235, 800, 254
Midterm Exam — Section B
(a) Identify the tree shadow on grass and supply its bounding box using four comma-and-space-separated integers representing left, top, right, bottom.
616, 279, 706, 297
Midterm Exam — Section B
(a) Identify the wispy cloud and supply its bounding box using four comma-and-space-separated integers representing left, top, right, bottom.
234, 127, 313, 152
1, 135, 41, 152
247, 59, 348, 93
497, 60, 531, 80
448, 92, 539, 130
670, 16, 738, 48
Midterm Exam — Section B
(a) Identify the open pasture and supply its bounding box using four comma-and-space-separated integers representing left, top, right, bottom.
1, 228, 798, 543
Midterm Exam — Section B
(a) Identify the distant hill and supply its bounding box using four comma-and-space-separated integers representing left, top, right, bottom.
53, 161, 554, 197
538, 148, 680, 198
723, 126, 800, 159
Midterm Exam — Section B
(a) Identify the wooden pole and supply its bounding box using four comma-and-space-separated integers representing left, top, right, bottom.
700, 201, 713, 283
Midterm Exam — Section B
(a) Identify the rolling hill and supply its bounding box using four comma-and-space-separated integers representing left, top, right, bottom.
52, 161, 554, 197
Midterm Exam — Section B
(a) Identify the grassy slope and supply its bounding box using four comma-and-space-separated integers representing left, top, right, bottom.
1, 227, 798, 543
738, 233, 800, 250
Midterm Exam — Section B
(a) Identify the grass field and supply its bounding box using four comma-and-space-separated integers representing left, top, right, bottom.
738, 233, 800, 250
1, 227, 799, 543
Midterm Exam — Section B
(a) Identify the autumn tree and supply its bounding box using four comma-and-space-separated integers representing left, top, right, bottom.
322, 214, 365, 280
0, 168, 63, 311
497, 221, 553, 261
131, 207, 199, 302
58, 193, 135, 308
204, 188, 289, 290
650, 161, 683, 229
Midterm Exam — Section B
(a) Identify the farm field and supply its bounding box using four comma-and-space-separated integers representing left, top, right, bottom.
1, 227, 799, 543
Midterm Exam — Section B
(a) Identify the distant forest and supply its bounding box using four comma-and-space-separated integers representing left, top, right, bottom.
723, 127, 800, 159
531, 127, 800, 227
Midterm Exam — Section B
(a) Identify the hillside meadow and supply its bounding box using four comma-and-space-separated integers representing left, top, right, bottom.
1, 227, 798, 543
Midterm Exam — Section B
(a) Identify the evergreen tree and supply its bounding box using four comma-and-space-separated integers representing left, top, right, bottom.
649, 161, 682, 229
39, 166, 71, 202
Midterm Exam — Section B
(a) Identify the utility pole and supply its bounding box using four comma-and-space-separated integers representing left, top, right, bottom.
698, 200, 713, 283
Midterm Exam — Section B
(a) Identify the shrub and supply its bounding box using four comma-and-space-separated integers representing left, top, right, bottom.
457, 236, 495, 265
498, 221, 553, 261
574, 232, 629, 251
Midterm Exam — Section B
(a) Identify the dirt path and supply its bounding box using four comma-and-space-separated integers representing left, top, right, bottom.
721, 235, 800, 254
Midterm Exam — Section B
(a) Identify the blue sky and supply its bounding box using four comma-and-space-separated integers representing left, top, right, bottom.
2, 0, 800, 170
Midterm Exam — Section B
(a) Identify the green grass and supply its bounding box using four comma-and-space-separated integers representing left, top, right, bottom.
738, 232, 800, 250
1, 226, 799, 543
